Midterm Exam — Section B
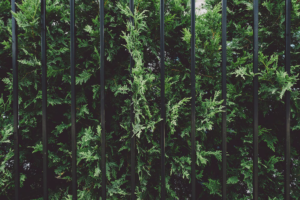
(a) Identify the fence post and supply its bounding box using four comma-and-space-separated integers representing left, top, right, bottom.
191, 0, 196, 199
41, 0, 48, 199
160, 0, 165, 198
129, 0, 135, 199
100, 0, 106, 199
12, 0, 19, 199
253, 0, 259, 199
70, 0, 77, 199
285, 0, 291, 199
221, 0, 227, 199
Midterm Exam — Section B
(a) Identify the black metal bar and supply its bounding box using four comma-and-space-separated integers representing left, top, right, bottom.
70, 0, 77, 198
12, 0, 19, 199
285, 0, 291, 199
253, 0, 259, 199
221, 0, 227, 199
41, 0, 48, 199
100, 0, 106, 199
191, 0, 196, 199
160, 0, 165, 198
130, 0, 135, 199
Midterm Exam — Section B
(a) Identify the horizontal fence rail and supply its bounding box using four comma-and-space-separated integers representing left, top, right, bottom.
9, 0, 294, 199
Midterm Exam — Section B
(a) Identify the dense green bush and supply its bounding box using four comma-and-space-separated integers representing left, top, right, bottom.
0, 0, 299, 199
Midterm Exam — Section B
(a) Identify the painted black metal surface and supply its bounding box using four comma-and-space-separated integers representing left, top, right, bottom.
70, 0, 77, 198
285, 0, 291, 199
160, 0, 165, 198
191, 0, 196, 199
100, 0, 106, 199
253, 0, 259, 199
222, 0, 227, 199
12, 0, 19, 199
41, 0, 48, 199
129, 0, 135, 199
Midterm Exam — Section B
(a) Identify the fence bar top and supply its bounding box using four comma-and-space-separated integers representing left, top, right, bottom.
253, 0, 259, 199
130, 0, 135, 199
70, 0, 77, 199
191, 0, 196, 199
41, 0, 48, 199
160, 0, 165, 199
12, 0, 19, 199
285, 0, 291, 199
100, 0, 106, 199
221, 0, 227, 199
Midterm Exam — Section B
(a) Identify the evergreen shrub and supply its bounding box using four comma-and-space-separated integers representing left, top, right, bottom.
0, 0, 300, 199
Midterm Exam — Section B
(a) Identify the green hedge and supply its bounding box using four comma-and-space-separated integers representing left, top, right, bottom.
0, 0, 300, 199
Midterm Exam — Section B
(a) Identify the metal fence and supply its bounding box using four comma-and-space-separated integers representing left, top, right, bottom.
10, 0, 292, 199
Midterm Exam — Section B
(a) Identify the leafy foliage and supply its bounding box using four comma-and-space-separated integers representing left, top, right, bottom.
0, 0, 299, 199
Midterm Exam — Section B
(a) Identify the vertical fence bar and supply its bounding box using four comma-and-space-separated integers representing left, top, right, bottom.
191, 0, 196, 199
100, 0, 106, 199
12, 0, 19, 199
253, 0, 259, 199
160, 0, 165, 199
285, 0, 291, 199
70, 0, 77, 199
129, 0, 135, 199
41, 0, 48, 199
221, 0, 227, 199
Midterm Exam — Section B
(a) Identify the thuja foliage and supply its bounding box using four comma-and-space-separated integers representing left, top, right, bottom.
0, 0, 299, 199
